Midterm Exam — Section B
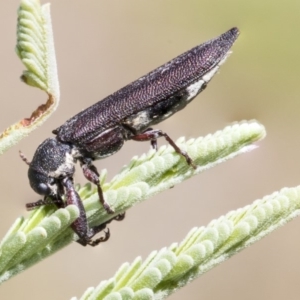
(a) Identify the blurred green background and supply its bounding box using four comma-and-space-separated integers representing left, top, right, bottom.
1, 0, 300, 299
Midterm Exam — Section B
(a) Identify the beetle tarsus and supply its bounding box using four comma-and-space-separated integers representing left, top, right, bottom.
88, 228, 110, 246
114, 212, 126, 221
76, 224, 109, 247
76, 213, 125, 246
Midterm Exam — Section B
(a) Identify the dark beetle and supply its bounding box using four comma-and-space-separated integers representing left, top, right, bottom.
21, 27, 239, 246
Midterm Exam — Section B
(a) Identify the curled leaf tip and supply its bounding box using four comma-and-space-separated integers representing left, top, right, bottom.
0, 0, 60, 155
20, 94, 54, 126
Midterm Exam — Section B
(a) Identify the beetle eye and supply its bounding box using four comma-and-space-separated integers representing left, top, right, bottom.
36, 183, 51, 195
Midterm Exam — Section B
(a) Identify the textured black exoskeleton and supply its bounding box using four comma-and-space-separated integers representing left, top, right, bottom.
21, 27, 239, 246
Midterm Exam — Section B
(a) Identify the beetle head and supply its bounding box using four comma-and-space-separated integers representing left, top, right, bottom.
20, 150, 54, 196
21, 138, 75, 198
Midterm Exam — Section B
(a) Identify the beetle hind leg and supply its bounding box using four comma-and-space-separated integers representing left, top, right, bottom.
131, 129, 197, 169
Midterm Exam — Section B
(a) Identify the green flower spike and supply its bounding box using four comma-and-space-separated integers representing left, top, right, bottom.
0, 121, 265, 284
73, 186, 300, 300
0, 0, 59, 155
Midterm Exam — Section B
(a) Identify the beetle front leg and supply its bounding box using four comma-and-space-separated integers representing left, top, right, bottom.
131, 129, 197, 169
76, 212, 126, 246
80, 161, 114, 214
62, 177, 111, 246
26, 196, 65, 210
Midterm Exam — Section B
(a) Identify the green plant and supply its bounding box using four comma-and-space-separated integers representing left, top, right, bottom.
0, 1, 299, 299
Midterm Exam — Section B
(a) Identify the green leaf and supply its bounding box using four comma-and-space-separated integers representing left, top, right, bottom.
75, 185, 300, 299
0, 121, 265, 285
0, 0, 60, 155
16, 0, 59, 95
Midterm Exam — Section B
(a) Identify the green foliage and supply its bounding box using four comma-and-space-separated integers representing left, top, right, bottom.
0, 1, 299, 300
0, 0, 59, 155
73, 186, 300, 299
0, 121, 265, 285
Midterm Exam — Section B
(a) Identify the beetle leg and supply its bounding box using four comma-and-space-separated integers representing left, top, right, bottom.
114, 212, 126, 221
85, 212, 126, 246
63, 177, 89, 241
86, 212, 125, 246
80, 161, 115, 214
131, 129, 197, 169
76, 225, 110, 247
26, 196, 65, 210
62, 177, 114, 246
144, 128, 158, 150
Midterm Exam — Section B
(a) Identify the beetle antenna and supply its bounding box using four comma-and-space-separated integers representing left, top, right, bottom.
19, 150, 31, 165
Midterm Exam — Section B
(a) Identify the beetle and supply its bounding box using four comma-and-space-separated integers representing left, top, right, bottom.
20, 27, 239, 246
